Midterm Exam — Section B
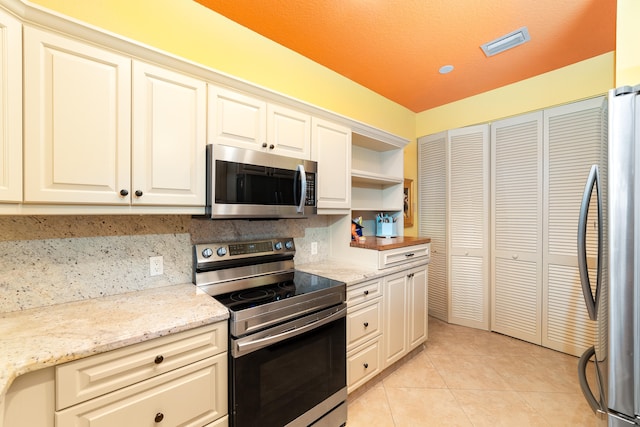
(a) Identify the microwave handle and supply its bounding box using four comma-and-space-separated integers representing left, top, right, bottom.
296, 164, 307, 213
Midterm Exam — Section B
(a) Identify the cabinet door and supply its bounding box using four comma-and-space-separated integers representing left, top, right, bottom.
417, 132, 447, 321
208, 84, 267, 151
132, 61, 206, 206
383, 271, 407, 366
447, 124, 490, 330
23, 26, 132, 204
491, 112, 543, 344
0, 9, 21, 202
543, 97, 604, 356
408, 266, 428, 350
311, 118, 351, 210
267, 104, 311, 159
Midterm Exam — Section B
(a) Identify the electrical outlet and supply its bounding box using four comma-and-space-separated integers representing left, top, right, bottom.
311, 242, 318, 255
150, 256, 163, 276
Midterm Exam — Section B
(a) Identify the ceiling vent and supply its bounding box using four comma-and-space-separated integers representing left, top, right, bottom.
481, 26, 530, 57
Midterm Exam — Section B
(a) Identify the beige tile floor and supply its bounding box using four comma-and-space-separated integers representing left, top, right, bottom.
347, 317, 596, 427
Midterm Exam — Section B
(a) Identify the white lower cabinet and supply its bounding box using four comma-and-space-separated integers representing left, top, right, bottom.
383, 265, 428, 367
345, 278, 382, 393
346, 264, 429, 393
55, 323, 228, 427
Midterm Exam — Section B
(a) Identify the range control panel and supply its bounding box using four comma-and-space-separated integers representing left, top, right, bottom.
194, 238, 296, 267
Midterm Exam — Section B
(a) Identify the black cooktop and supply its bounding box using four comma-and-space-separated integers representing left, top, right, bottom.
214, 270, 344, 312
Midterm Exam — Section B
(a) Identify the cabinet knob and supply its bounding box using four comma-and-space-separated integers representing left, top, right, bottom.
135, 190, 143, 197
154, 355, 164, 364
154, 412, 164, 422
269, 144, 275, 149
405, 253, 415, 257
363, 363, 369, 369
119, 189, 129, 196
363, 290, 369, 296
262, 142, 268, 148
363, 322, 369, 328
512, 254, 519, 260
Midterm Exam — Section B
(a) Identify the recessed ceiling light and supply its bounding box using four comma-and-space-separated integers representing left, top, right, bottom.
439, 65, 454, 74
481, 26, 531, 57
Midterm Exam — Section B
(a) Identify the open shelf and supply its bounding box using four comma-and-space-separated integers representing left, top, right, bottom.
351, 169, 403, 187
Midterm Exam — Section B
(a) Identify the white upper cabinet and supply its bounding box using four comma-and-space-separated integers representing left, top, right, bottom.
0, 9, 21, 203
491, 112, 543, 344
23, 25, 132, 205
132, 61, 206, 206
267, 103, 311, 159
208, 84, 311, 159
208, 85, 267, 151
23, 26, 206, 210
447, 124, 490, 330
311, 117, 351, 211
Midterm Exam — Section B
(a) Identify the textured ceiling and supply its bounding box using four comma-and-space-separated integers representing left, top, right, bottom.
196, 0, 616, 112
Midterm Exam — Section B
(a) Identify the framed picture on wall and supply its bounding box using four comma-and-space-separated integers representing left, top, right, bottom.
404, 178, 413, 227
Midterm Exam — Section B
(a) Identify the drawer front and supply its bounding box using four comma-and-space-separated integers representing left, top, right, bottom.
347, 298, 382, 349
346, 278, 381, 305
56, 353, 227, 427
347, 337, 381, 393
378, 244, 430, 269
56, 322, 227, 410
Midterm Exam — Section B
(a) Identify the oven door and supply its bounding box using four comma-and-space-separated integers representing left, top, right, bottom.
230, 305, 346, 427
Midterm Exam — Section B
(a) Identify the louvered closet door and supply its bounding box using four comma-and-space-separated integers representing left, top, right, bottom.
491, 112, 543, 344
447, 124, 490, 330
543, 97, 605, 356
418, 132, 447, 321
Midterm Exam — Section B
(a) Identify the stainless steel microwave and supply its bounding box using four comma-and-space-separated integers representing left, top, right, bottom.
206, 144, 317, 219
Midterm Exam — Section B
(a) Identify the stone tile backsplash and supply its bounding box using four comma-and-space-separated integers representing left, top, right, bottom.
0, 215, 331, 313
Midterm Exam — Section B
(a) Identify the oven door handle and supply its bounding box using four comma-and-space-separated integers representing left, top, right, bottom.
234, 305, 346, 357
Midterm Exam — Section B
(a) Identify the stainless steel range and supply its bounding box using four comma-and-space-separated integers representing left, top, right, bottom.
193, 238, 347, 427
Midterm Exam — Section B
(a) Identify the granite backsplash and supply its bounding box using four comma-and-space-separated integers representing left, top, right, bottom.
0, 215, 330, 313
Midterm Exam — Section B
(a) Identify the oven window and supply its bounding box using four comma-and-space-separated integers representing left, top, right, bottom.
230, 317, 346, 427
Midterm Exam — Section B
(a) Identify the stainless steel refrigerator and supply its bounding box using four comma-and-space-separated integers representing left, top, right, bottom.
578, 85, 640, 426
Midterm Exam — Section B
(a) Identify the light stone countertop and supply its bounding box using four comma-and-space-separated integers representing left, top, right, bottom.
0, 283, 228, 404
296, 258, 430, 286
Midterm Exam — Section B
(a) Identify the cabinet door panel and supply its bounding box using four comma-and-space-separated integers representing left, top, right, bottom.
0, 9, 22, 202
23, 26, 131, 204
267, 104, 311, 159
543, 97, 604, 356
132, 61, 206, 206
491, 112, 543, 344
208, 85, 266, 150
493, 257, 539, 342
447, 124, 489, 330
311, 118, 351, 210
383, 272, 407, 366
408, 266, 428, 350
418, 133, 447, 321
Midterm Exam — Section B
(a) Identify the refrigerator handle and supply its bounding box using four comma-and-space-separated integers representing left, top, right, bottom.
578, 346, 607, 418
578, 164, 600, 321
